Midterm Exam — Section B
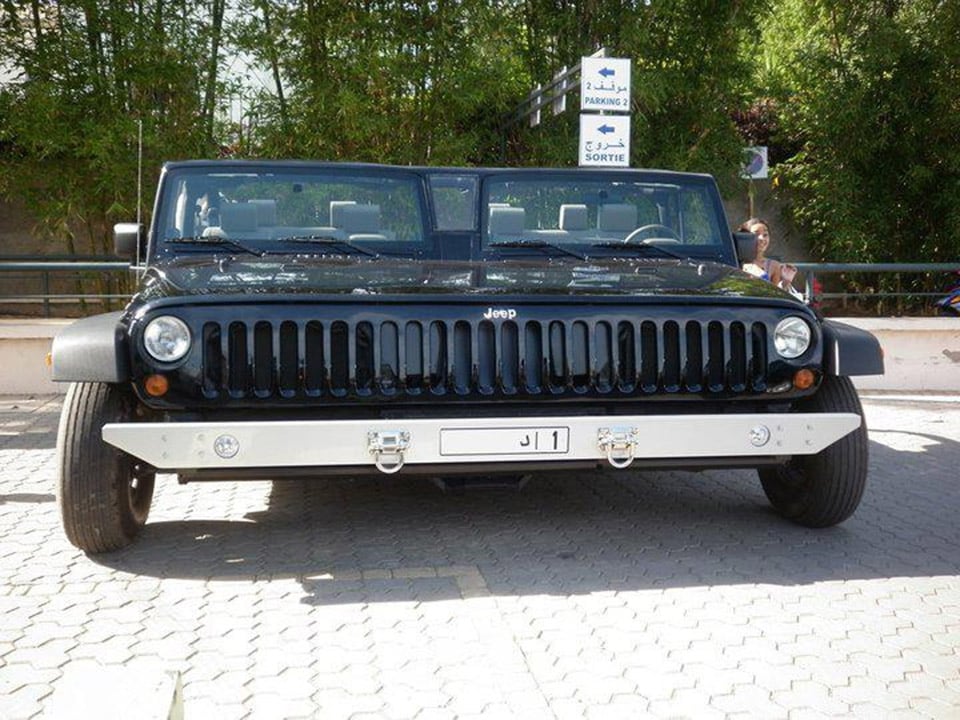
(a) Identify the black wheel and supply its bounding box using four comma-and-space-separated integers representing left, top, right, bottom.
758, 375, 868, 528
56, 382, 155, 552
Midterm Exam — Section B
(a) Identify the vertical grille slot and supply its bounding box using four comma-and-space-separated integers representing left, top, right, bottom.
477, 321, 495, 394
330, 321, 349, 396
278, 321, 298, 397
571, 321, 589, 391
355, 321, 374, 394
595, 321, 612, 392
639, 321, 658, 393
304, 321, 324, 395
548, 321, 567, 390
453, 321, 472, 394
707, 321, 725, 392
750, 322, 768, 391
729, 322, 747, 391
379, 322, 399, 394
253, 322, 273, 397
524, 321, 543, 392
253, 320, 274, 397
405, 321, 423, 392
500, 321, 519, 393
228, 321, 248, 396
617, 321, 636, 392
684, 321, 703, 392
201, 322, 221, 397
428, 321, 447, 393
662, 321, 681, 392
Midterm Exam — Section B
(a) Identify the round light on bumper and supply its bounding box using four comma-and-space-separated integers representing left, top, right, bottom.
143, 316, 191, 363
773, 316, 811, 359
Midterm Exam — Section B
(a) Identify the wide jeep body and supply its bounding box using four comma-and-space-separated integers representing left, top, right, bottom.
51, 161, 884, 551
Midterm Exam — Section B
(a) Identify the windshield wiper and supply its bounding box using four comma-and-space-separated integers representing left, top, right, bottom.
164, 236, 266, 257
489, 239, 587, 261
274, 235, 379, 258
590, 241, 686, 260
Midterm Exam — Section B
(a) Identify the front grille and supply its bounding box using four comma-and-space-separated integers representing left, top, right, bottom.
192, 312, 770, 401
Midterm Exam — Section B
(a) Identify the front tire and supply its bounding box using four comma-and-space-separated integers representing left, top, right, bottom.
759, 375, 868, 528
57, 382, 155, 552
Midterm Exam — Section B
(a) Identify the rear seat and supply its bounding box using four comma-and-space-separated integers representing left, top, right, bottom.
516, 203, 592, 243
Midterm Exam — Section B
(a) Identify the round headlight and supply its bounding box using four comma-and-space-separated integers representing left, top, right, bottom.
774, 316, 811, 359
143, 316, 191, 363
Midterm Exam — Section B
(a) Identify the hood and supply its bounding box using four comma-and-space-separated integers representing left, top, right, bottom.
134, 254, 797, 303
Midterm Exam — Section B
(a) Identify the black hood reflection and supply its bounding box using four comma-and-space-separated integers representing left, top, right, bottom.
135, 254, 795, 303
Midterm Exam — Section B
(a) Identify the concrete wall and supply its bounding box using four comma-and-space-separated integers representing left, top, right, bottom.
0, 320, 71, 394
1, 317, 957, 395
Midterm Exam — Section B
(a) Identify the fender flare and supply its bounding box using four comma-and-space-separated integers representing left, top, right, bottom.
51, 312, 130, 382
820, 319, 884, 377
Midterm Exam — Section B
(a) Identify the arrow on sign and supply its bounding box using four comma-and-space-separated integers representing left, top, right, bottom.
598, 124, 616, 135
598, 67, 616, 78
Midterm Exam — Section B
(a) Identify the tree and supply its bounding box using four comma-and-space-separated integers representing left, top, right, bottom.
753, 0, 960, 272
0, 1, 225, 255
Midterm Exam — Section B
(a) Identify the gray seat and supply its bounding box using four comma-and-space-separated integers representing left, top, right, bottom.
340, 204, 387, 241
329, 200, 357, 228
249, 199, 277, 227
219, 203, 258, 234
488, 206, 526, 236
597, 203, 638, 235
559, 204, 589, 232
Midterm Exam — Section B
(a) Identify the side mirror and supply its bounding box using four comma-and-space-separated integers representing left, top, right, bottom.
733, 231, 758, 265
114, 223, 144, 262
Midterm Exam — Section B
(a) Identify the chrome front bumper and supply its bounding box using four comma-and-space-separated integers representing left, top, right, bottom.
102, 413, 861, 474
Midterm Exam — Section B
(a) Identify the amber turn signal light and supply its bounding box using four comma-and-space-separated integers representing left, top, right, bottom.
793, 369, 816, 390
144, 374, 169, 397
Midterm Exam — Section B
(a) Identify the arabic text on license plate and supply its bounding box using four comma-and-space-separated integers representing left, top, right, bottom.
439, 427, 570, 457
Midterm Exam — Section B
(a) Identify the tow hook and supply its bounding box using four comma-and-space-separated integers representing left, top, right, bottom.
597, 427, 640, 469
367, 430, 410, 474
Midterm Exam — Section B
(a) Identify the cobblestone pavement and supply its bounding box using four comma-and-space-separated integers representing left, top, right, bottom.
1, 393, 959, 719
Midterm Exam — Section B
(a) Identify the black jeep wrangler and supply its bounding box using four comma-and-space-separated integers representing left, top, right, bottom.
51, 161, 883, 552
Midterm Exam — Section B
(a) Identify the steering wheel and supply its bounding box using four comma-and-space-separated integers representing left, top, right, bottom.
623, 224, 681, 244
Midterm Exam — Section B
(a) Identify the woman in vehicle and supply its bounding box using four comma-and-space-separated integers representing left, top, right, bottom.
738, 217, 798, 293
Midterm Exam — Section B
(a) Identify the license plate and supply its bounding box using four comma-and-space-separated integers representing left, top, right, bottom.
439, 426, 570, 457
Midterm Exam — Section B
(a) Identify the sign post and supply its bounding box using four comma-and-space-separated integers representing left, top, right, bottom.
578, 115, 630, 167
580, 57, 632, 112
578, 56, 632, 167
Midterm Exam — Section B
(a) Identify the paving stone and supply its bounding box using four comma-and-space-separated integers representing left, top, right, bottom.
1, 395, 960, 719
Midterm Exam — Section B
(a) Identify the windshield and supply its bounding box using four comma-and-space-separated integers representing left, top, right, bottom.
482, 174, 732, 263
154, 166, 428, 258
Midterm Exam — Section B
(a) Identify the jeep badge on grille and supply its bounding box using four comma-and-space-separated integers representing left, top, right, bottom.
483, 307, 518, 320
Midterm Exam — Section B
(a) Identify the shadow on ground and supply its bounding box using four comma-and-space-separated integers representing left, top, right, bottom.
90, 429, 960, 604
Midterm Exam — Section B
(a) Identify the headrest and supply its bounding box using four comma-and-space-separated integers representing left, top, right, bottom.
598, 203, 638, 232
329, 200, 357, 228
249, 199, 277, 227
340, 204, 381, 234
488, 206, 525, 236
220, 203, 258, 233
559, 204, 589, 231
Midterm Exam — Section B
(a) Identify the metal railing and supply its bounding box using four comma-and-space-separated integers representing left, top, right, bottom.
792, 262, 960, 308
0, 256, 133, 317
1, 257, 959, 317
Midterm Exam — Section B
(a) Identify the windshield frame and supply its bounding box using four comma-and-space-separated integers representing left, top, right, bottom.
478, 170, 736, 266
149, 162, 433, 263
